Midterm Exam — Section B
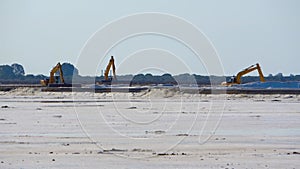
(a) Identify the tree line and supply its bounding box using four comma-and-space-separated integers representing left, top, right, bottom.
0, 63, 299, 85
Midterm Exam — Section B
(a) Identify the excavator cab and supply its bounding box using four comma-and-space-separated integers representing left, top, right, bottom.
227, 76, 237, 84
222, 76, 236, 86
55, 76, 59, 83
101, 78, 113, 85
40, 78, 49, 86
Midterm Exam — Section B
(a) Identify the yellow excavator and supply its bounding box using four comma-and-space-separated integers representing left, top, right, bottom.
222, 63, 265, 86
40, 62, 77, 87
98, 56, 117, 85
104, 56, 116, 81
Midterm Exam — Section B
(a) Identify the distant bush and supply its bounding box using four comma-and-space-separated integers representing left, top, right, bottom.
61, 63, 79, 77
0, 63, 25, 79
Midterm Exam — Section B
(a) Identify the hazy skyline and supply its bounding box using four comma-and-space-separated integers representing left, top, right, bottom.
1, 0, 299, 76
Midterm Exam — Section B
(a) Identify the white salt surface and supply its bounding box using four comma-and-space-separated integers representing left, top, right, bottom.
0, 88, 299, 168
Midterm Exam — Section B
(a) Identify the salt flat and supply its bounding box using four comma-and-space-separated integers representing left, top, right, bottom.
0, 88, 299, 169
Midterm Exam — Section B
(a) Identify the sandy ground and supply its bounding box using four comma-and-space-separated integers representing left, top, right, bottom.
0, 88, 299, 169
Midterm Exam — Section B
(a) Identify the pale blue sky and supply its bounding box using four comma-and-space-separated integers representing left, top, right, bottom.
1, 0, 299, 76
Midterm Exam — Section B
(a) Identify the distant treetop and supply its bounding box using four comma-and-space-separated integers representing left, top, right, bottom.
0, 63, 25, 79
61, 63, 79, 77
